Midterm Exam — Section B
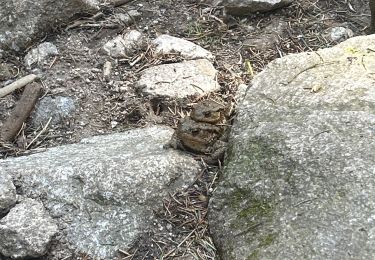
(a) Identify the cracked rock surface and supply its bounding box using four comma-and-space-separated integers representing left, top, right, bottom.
0, 197, 58, 259
0, 126, 200, 259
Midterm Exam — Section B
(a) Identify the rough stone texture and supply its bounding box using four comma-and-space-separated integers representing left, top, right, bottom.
0, 0, 101, 53
101, 30, 145, 58
202, 0, 293, 15
330, 26, 354, 42
0, 126, 200, 259
152, 34, 214, 61
0, 197, 58, 259
111, 10, 141, 25
209, 35, 375, 259
138, 59, 219, 98
243, 20, 287, 51
32, 96, 76, 127
0, 173, 16, 213
24, 42, 59, 68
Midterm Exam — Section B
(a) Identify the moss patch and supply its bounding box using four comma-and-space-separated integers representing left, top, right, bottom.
238, 199, 273, 219
259, 233, 276, 247
227, 188, 274, 234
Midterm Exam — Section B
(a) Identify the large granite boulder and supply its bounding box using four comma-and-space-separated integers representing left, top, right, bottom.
209, 35, 375, 259
0, 126, 200, 259
0, 0, 102, 52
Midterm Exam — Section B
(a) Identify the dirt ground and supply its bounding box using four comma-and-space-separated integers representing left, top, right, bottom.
0, 0, 372, 259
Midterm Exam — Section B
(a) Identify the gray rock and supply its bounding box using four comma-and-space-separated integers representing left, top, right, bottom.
0, 126, 200, 259
243, 20, 287, 51
138, 59, 219, 98
32, 96, 76, 127
330, 26, 354, 42
24, 42, 59, 68
152, 34, 214, 61
101, 30, 145, 58
0, 173, 16, 213
0, 197, 58, 259
203, 0, 293, 15
209, 35, 375, 259
112, 10, 141, 25
0, 0, 101, 52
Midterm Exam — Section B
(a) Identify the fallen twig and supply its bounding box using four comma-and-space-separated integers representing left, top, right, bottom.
0, 74, 39, 98
26, 117, 52, 149
0, 82, 42, 142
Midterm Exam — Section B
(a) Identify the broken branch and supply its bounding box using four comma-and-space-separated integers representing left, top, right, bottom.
0, 82, 42, 142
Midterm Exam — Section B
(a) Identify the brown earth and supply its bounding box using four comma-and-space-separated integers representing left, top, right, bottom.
0, 0, 372, 259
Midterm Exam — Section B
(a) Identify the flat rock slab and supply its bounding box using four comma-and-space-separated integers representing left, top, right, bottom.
209, 35, 375, 259
0, 126, 200, 259
138, 59, 219, 98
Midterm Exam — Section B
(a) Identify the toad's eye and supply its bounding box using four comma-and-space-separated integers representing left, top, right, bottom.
191, 129, 200, 136
203, 111, 211, 117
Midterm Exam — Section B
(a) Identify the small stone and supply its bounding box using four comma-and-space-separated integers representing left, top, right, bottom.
243, 20, 287, 51
24, 42, 59, 68
330, 26, 353, 41
32, 96, 76, 127
101, 30, 145, 58
152, 34, 214, 61
113, 10, 141, 25
0, 197, 58, 259
110, 121, 118, 128
103, 61, 112, 81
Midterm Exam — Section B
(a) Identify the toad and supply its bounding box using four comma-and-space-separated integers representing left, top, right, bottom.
165, 99, 231, 164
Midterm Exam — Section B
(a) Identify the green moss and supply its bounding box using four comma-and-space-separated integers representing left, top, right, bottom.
227, 188, 274, 233
231, 137, 283, 180
259, 233, 276, 247
228, 189, 247, 208
223, 137, 285, 258
247, 249, 259, 260
244, 233, 277, 259
336, 188, 347, 198
238, 200, 273, 219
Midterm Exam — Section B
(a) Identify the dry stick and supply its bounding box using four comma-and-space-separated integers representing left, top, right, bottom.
0, 74, 38, 98
26, 117, 52, 149
0, 83, 42, 142
111, 0, 136, 7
